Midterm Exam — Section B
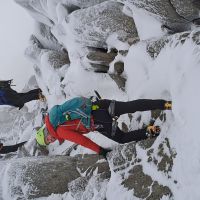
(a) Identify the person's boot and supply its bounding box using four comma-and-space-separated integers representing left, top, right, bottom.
164, 101, 172, 110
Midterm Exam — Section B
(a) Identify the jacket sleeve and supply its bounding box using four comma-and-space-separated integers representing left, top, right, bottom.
56, 127, 101, 153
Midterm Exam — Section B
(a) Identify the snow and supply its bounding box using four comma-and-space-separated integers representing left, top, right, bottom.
1, 1, 200, 200
130, 6, 165, 40
106, 171, 135, 200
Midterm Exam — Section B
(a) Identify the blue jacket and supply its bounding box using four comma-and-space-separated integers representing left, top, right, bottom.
49, 97, 92, 129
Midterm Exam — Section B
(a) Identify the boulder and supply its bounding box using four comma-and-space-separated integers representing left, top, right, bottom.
171, 0, 200, 21
65, 0, 109, 8
123, 165, 172, 199
108, 141, 174, 199
4, 155, 110, 199
4, 156, 79, 199
68, 174, 108, 200
109, 74, 126, 91
25, 35, 44, 63
25, 35, 70, 68
146, 30, 200, 58
15, 0, 109, 26
85, 47, 117, 72
89, 63, 109, 73
114, 61, 124, 75
86, 50, 117, 66
67, 1, 138, 48
14, 0, 54, 26
120, 0, 199, 32
109, 60, 126, 90
41, 50, 70, 69
34, 22, 63, 51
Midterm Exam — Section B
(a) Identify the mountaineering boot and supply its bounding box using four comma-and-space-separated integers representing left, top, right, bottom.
146, 125, 161, 138
39, 92, 46, 102
164, 101, 172, 110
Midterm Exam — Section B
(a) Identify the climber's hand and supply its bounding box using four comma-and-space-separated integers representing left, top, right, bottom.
146, 125, 161, 138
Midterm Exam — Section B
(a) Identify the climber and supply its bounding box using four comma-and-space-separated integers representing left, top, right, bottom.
35, 97, 172, 159
0, 79, 46, 109
0, 141, 27, 154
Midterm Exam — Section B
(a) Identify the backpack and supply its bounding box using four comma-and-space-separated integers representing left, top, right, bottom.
0, 79, 13, 89
49, 97, 92, 129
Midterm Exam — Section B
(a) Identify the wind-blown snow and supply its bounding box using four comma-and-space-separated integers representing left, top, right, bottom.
130, 6, 165, 40
1, 2, 200, 200
125, 36, 200, 200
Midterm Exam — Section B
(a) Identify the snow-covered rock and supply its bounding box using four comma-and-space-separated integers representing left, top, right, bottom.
120, 0, 200, 32
146, 30, 200, 58
171, 0, 200, 21
66, 1, 137, 48
3, 155, 110, 199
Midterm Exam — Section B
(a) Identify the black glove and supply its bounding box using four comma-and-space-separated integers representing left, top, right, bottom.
146, 125, 161, 138
99, 148, 112, 160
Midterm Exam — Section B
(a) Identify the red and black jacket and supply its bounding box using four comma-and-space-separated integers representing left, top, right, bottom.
45, 115, 101, 153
